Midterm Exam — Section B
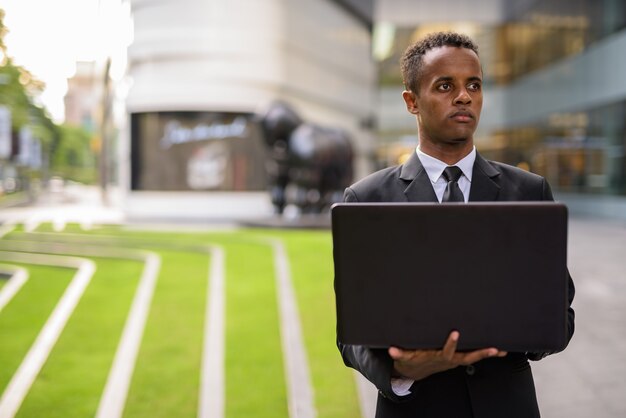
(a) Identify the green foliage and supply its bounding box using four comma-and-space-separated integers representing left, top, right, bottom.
0, 8, 59, 170
0, 63, 31, 129
0, 9, 55, 136
51, 124, 96, 184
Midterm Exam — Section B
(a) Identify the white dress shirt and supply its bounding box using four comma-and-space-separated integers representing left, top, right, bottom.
416, 146, 476, 203
390, 146, 476, 396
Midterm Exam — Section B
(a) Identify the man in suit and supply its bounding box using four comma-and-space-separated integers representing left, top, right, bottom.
338, 32, 575, 418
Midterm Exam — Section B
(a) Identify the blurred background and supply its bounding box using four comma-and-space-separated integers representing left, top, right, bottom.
1, 0, 625, 219
1, 2, 626, 418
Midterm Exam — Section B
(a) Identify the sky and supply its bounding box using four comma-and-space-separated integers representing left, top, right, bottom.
1, 0, 132, 122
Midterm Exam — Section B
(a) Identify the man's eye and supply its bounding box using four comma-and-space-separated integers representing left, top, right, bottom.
438, 83, 451, 91
468, 83, 481, 91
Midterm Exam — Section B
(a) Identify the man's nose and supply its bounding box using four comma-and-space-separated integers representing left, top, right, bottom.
454, 89, 471, 105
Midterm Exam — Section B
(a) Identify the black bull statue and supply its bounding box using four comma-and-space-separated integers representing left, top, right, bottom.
258, 102, 354, 215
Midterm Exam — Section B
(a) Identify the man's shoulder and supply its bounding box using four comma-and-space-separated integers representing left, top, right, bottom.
486, 159, 545, 183
345, 165, 404, 202
481, 158, 551, 200
351, 165, 402, 189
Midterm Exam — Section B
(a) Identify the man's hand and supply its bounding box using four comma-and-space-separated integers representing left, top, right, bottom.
388, 331, 507, 381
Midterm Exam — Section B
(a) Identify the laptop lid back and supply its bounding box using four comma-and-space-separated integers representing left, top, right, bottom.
332, 202, 569, 352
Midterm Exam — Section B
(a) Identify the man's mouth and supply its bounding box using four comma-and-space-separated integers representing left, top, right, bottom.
450, 111, 474, 122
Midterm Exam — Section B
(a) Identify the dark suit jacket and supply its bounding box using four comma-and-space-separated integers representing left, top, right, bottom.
338, 152, 576, 418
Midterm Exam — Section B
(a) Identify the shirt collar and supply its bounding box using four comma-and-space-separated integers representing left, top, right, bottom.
415, 146, 476, 183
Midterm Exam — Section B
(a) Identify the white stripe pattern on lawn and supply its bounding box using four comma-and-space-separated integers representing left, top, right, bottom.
95, 251, 161, 418
11, 232, 229, 418
198, 245, 225, 418
0, 251, 95, 418
267, 238, 316, 418
23, 215, 42, 233
0, 221, 16, 239
0, 240, 162, 418
0, 265, 29, 313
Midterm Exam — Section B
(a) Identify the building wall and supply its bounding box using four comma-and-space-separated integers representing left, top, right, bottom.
483, 29, 626, 129
123, 0, 375, 219
126, 0, 375, 179
64, 62, 100, 130
376, 0, 505, 25
374, 0, 626, 204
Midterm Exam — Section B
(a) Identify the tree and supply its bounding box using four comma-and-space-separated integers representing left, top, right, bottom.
0, 8, 59, 189
52, 123, 96, 184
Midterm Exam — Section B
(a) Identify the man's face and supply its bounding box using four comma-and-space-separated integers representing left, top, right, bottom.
403, 46, 483, 147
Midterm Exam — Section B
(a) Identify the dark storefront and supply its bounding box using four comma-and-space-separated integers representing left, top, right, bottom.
130, 112, 268, 191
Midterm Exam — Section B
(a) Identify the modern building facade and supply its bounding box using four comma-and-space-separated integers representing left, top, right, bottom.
123, 0, 375, 219
123, 0, 626, 219
375, 0, 626, 218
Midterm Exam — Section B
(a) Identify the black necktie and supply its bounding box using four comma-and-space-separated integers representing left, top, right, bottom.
442, 166, 464, 202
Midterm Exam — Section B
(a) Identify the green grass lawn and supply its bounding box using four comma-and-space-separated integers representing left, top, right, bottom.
0, 224, 362, 418
17, 257, 143, 418
0, 265, 74, 394
124, 249, 209, 418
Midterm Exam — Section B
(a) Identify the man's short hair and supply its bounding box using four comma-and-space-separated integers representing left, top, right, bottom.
401, 32, 479, 94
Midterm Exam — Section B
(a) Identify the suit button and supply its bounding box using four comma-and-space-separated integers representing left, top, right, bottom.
465, 365, 476, 376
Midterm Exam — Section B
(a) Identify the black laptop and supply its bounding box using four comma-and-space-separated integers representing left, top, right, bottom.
332, 202, 569, 352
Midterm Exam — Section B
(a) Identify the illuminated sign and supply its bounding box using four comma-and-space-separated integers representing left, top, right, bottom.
160, 116, 248, 149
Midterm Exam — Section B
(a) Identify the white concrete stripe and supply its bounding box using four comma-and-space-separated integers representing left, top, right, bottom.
0, 220, 16, 239
0, 240, 148, 262
268, 238, 316, 418
0, 252, 95, 418
80, 219, 93, 231
52, 217, 66, 232
95, 251, 161, 418
354, 371, 377, 418
24, 215, 42, 233
198, 245, 225, 418
0, 265, 29, 313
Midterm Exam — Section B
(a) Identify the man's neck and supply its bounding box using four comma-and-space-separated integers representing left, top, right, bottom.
418, 138, 474, 165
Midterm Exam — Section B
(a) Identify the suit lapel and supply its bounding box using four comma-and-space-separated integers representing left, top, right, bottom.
469, 153, 501, 201
399, 151, 501, 202
399, 152, 438, 202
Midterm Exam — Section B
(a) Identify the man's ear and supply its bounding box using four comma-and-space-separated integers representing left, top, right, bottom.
402, 90, 419, 115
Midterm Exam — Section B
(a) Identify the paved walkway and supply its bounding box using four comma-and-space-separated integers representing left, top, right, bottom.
533, 218, 626, 418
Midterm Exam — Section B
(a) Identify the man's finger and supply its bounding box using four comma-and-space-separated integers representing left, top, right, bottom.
457, 348, 498, 365
441, 331, 459, 360
388, 346, 409, 360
